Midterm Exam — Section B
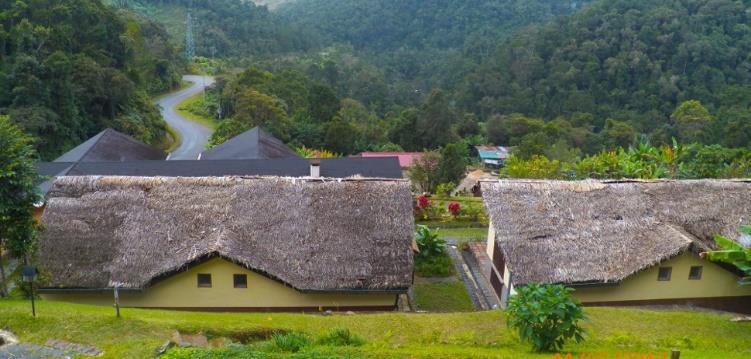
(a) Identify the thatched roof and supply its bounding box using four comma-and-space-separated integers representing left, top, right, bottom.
481, 179, 751, 285
38, 176, 414, 292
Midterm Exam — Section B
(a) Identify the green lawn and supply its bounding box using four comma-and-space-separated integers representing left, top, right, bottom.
1, 300, 750, 358
176, 93, 218, 130
413, 277, 474, 312
435, 227, 488, 239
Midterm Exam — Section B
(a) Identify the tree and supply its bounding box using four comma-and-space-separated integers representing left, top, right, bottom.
307, 84, 340, 123
437, 142, 467, 185
0, 116, 40, 297
416, 89, 459, 149
323, 117, 357, 155
506, 284, 586, 352
233, 89, 290, 141
671, 100, 714, 144
407, 151, 441, 193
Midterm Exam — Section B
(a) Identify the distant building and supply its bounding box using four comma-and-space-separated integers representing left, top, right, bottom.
481, 179, 751, 314
38, 176, 414, 311
199, 127, 300, 160
357, 152, 424, 169
475, 146, 509, 168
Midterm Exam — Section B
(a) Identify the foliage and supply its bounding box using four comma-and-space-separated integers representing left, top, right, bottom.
111, 0, 317, 58
507, 284, 586, 352
0, 116, 40, 296
408, 151, 441, 193
705, 225, 751, 286
504, 142, 751, 180
502, 155, 564, 180
0, 0, 182, 158
316, 328, 365, 347
438, 142, 467, 185
0, 117, 40, 257
294, 146, 338, 159
434, 183, 456, 197
414, 252, 454, 278
671, 100, 714, 144
414, 225, 446, 260
271, 332, 310, 353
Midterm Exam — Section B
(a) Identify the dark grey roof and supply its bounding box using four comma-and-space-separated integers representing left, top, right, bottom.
35, 157, 402, 195
321, 157, 403, 179
200, 127, 301, 160
66, 159, 310, 177
54, 128, 166, 162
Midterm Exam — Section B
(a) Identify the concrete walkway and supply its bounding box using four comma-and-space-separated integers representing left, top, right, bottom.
444, 237, 501, 311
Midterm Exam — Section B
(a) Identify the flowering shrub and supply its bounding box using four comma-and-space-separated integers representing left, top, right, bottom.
447, 202, 461, 217
417, 195, 431, 210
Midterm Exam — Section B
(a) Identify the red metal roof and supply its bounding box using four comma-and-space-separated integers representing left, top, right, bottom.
359, 152, 424, 168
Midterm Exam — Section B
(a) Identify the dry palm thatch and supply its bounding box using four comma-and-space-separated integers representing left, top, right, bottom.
481, 179, 751, 285
38, 176, 414, 292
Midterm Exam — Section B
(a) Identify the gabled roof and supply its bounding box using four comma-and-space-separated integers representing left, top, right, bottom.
38, 176, 415, 292
475, 146, 509, 160
200, 127, 300, 160
358, 152, 424, 168
481, 179, 751, 285
54, 128, 166, 162
35, 157, 402, 186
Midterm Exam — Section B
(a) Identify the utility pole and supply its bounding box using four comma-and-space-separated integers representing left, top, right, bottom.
185, 11, 196, 60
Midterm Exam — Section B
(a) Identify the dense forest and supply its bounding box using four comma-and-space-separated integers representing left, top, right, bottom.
7, 0, 751, 166
0, 0, 182, 159
109, 0, 317, 57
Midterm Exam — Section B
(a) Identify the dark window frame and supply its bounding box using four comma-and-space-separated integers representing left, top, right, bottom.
197, 273, 212, 288
657, 267, 672, 281
233, 274, 248, 288
688, 266, 703, 280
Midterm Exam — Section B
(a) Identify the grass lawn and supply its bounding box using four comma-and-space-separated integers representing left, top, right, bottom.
413, 276, 474, 312
435, 227, 488, 239
1, 300, 750, 358
176, 93, 218, 130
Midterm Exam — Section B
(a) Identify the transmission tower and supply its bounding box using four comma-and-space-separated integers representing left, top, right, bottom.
185, 11, 196, 59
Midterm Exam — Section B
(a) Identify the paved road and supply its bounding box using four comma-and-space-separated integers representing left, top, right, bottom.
156, 75, 215, 160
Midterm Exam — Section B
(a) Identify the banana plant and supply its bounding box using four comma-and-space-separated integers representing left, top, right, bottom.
704, 225, 751, 286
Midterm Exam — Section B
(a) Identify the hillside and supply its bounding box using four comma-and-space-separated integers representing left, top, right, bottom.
110, 0, 317, 57
0, 0, 182, 159
459, 0, 751, 147
280, 0, 590, 51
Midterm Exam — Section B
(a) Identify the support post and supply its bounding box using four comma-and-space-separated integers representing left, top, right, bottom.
114, 285, 120, 318
671, 349, 680, 359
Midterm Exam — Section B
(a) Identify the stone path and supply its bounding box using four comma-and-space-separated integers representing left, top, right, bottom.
443, 237, 501, 311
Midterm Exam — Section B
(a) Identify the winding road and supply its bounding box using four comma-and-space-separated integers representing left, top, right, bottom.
157, 75, 215, 160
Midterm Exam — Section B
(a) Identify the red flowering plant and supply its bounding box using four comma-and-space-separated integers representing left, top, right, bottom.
415, 194, 435, 220
417, 194, 431, 209
447, 202, 461, 218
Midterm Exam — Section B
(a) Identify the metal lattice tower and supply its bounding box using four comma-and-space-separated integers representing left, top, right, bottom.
185, 11, 196, 59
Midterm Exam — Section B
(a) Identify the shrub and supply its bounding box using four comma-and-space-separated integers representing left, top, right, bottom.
447, 202, 461, 217
506, 284, 585, 352
416, 195, 431, 210
316, 328, 365, 346
271, 332, 310, 353
415, 225, 446, 259
435, 182, 456, 196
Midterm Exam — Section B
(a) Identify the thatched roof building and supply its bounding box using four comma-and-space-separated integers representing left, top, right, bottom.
38, 176, 414, 293
481, 179, 751, 286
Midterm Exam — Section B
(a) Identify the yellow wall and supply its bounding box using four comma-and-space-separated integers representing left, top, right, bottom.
573, 252, 751, 303
41, 258, 397, 310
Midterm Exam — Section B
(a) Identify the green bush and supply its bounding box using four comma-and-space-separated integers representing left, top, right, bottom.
415, 252, 454, 277
415, 225, 446, 260
506, 284, 585, 352
271, 332, 310, 353
316, 328, 365, 346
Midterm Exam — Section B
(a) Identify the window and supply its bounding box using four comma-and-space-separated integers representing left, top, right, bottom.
197, 273, 212, 288
689, 266, 703, 280
657, 267, 672, 281
233, 274, 248, 288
